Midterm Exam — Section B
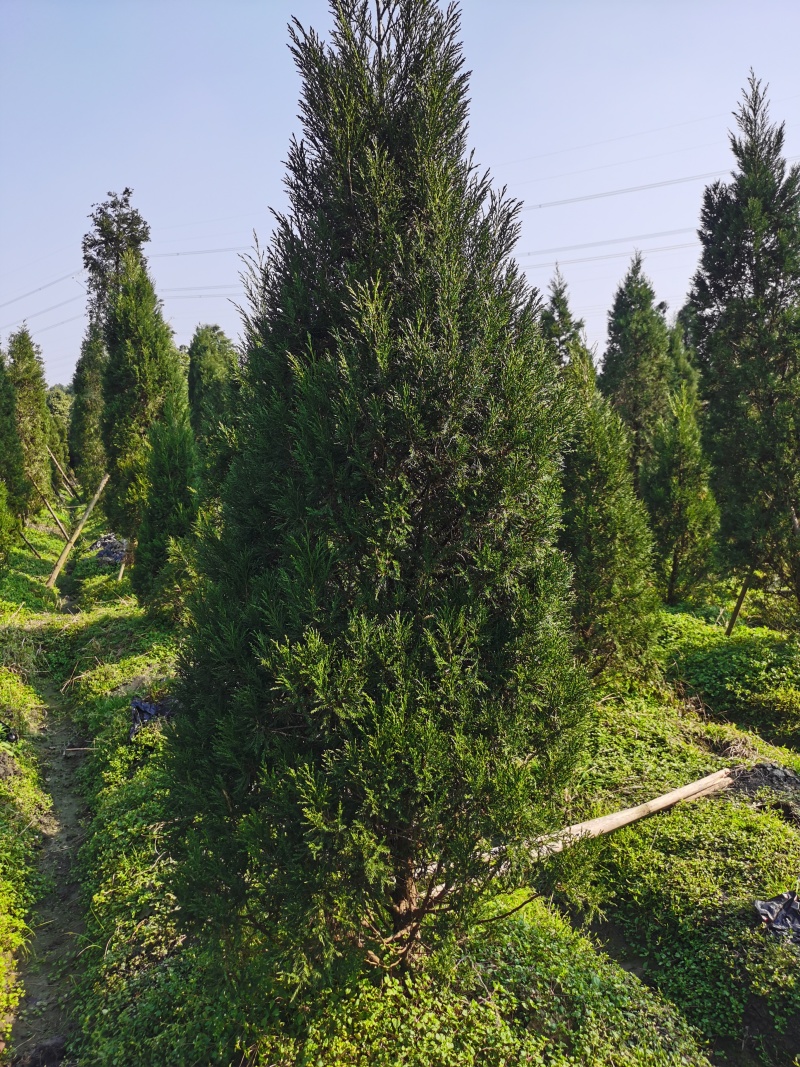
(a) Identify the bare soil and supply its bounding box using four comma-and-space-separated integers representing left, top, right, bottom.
6, 687, 87, 1067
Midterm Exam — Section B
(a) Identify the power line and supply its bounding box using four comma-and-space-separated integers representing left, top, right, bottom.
498, 92, 800, 169
0, 271, 84, 311
151, 245, 248, 258
33, 313, 85, 335
1, 295, 84, 332
520, 169, 726, 211
521, 240, 698, 271
521, 154, 800, 212
517, 227, 695, 258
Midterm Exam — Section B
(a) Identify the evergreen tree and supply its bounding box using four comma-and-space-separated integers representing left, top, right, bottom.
665, 322, 699, 398
46, 384, 73, 493
82, 187, 151, 323
561, 349, 660, 674
0, 350, 28, 518
598, 254, 671, 487
6, 327, 51, 510
642, 385, 719, 605
187, 323, 239, 491
69, 323, 108, 491
690, 74, 800, 609
540, 267, 585, 365
133, 363, 198, 601
0, 481, 16, 571
173, 0, 588, 976
102, 252, 182, 540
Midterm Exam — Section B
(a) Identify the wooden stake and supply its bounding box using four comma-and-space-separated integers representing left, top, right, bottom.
46, 447, 77, 497
117, 559, 126, 582
426, 767, 737, 902
726, 564, 756, 637
18, 528, 43, 560
31, 480, 69, 541
46, 473, 110, 590
528, 767, 735, 858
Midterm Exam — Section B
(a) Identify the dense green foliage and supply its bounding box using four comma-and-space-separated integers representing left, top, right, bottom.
690, 75, 800, 606
82, 187, 151, 323
642, 386, 719, 604
102, 252, 182, 539
540, 267, 586, 365
186, 324, 239, 491
560, 350, 660, 674
174, 0, 588, 978
0, 350, 28, 518
661, 611, 800, 749
599, 254, 671, 485
132, 365, 198, 601
6, 327, 52, 513
69, 323, 108, 491
0, 482, 17, 570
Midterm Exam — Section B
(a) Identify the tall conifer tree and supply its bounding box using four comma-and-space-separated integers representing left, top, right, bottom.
69, 323, 108, 491
642, 385, 719, 605
690, 74, 800, 610
0, 350, 28, 518
174, 0, 588, 974
187, 323, 239, 491
102, 252, 182, 539
6, 327, 51, 511
82, 187, 151, 323
598, 254, 671, 488
133, 363, 198, 601
561, 349, 660, 674
540, 267, 585, 365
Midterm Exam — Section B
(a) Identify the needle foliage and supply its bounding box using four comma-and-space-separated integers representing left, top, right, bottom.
173, 0, 588, 981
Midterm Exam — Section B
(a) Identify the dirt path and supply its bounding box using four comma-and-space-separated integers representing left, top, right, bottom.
7, 684, 87, 1067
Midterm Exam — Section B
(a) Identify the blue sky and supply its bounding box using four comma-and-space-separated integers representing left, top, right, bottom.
1, 0, 799, 384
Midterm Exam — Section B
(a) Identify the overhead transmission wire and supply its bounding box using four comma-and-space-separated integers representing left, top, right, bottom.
10, 151, 799, 329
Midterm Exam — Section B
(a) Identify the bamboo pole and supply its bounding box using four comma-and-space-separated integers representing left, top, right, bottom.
18, 528, 43, 561
31, 480, 69, 541
46, 447, 77, 497
426, 767, 737, 903
726, 564, 756, 636
528, 767, 735, 858
45, 473, 110, 590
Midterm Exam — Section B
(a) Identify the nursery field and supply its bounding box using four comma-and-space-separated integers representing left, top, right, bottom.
1, 510, 798, 1065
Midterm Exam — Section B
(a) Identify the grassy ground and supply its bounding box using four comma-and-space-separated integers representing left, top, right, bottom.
1, 517, 799, 1065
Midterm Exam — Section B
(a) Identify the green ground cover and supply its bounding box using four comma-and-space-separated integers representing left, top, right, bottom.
0, 527, 60, 1043
3, 530, 800, 1065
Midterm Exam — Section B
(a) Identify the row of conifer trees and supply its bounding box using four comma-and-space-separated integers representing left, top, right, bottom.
2, 0, 798, 984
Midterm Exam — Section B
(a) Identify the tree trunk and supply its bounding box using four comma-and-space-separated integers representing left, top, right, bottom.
726, 563, 756, 636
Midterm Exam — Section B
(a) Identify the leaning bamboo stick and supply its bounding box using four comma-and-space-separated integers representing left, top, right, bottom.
45, 473, 110, 590
530, 767, 735, 858
18, 528, 43, 560
426, 767, 737, 904
47, 447, 77, 497
31, 480, 69, 541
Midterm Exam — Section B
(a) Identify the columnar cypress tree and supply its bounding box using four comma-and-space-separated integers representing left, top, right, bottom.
174, 0, 588, 975
187, 323, 239, 491
69, 323, 108, 491
133, 364, 198, 601
0, 351, 28, 518
6, 327, 51, 510
46, 384, 73, 494
642, 385, 719, 605
561, 350, 660, 674
540, 267, 585, 365
690, 74, 800, 610
102, 251, 182, 539
598, 254, 671, 487
0, 481, 16, 571
82, 187, 151, 323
